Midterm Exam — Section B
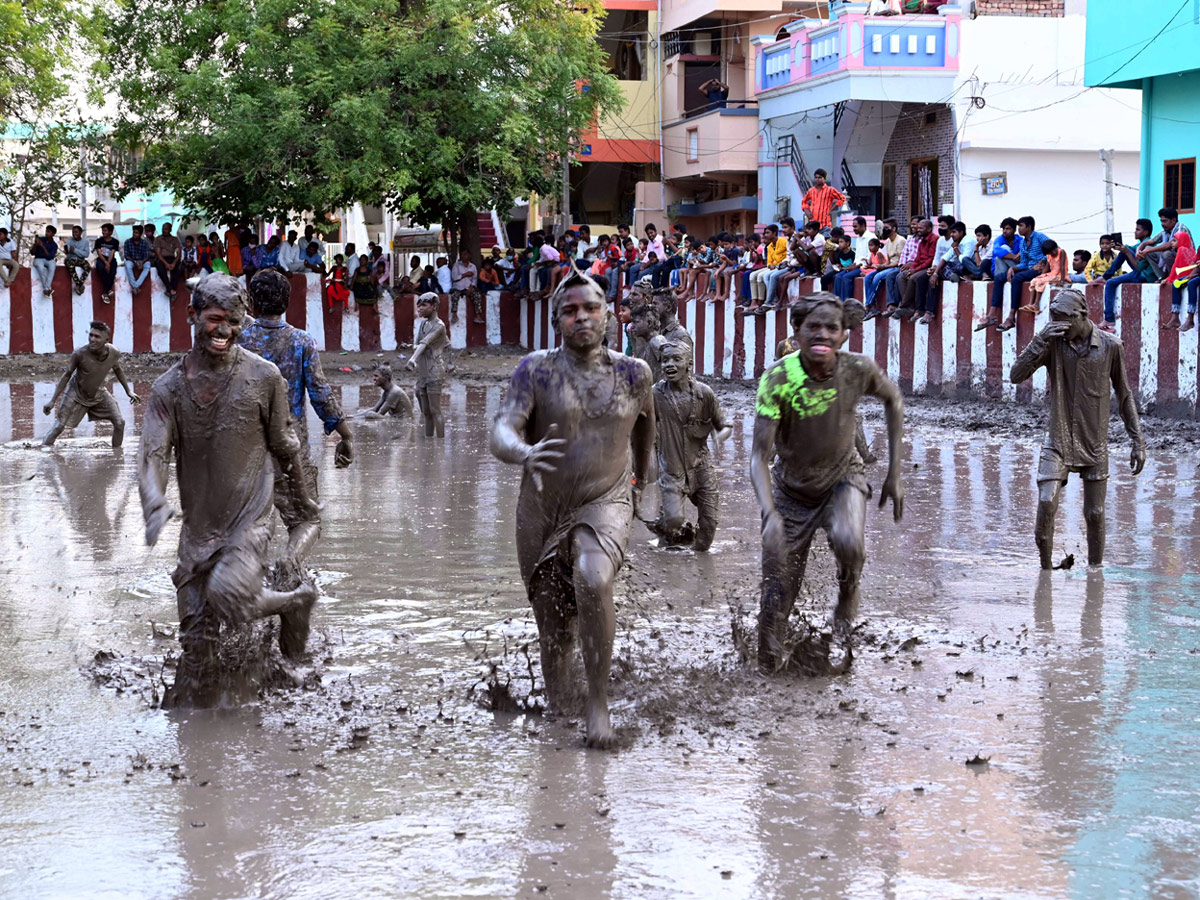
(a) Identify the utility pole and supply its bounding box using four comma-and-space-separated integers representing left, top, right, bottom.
561, 143, 571, 239
1099, 149, 1115, 234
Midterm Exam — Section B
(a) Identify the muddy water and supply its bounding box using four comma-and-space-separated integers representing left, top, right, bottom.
1, 380, 1198, 899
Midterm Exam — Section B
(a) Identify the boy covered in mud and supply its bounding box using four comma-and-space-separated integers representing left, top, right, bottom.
138, 275, 320, 708
42, 321, 140, 448
651, 341, 731, 551
238, 269, 353, 626
629, 299, 663, 382
363, 363, 413, 419
490, 268, 654, 748
652, 287, 693, 354
1009, 288, 1145, 569
752, 292, 904, 673
406, 291, 448, 437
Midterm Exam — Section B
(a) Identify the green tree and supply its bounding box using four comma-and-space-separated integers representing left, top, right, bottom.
1, 0, 82, 122
100, 0, 622, 261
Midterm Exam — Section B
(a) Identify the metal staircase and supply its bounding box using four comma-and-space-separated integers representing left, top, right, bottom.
774, 134, 812, 220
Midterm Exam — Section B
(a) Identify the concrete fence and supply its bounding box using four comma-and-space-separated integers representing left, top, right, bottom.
0, 266, 1195, 415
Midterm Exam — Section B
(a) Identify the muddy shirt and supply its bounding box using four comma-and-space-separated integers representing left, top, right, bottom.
653, 378, 726, 492
415, 316, 448, 388
237, 317, 343, 451
139, 347, 301, 584
756, 350, 888, 504
377, 384, 412, 416
660, 318, 693, 354
498, 348, 652, 582
67, 344, 125, 402
1011, 327, 1145, 470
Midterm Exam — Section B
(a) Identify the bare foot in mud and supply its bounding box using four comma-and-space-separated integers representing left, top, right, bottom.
279, 581, 318, 660
585, 700, 616, 749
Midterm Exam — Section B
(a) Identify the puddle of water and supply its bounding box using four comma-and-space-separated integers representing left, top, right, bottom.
0, 382, 1198, 899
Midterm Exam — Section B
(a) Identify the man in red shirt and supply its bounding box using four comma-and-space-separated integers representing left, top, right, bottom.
884, 218, 936, 319
800, 169, 847, 231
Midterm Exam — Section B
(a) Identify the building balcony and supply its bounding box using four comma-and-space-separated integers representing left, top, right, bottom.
754, 8, 960, 109
662, 106, 760, 182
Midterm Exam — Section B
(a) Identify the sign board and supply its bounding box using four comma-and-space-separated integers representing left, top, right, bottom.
981, 172, 1007, 196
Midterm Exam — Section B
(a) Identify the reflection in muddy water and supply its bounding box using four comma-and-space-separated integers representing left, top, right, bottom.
1, 381, 1199, 899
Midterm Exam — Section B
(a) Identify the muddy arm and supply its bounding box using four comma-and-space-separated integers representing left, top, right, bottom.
138, 388, 176, 545
302, 342, 352, 466
111, 362, 139, 402
265, 373, 317, 516
631, 378, 655, 504
1010, 333, 1050, 384
750, 415, 779, 518
45, 353, 79, 411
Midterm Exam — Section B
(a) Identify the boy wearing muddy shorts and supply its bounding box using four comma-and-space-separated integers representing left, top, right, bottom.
42, 321, 140, 448
751, 293, 904, 673
407, 291, 448, 438
652, 341, 731, 551
139, 275, 319, 709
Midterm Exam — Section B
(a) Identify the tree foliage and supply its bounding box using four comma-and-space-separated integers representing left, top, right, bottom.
101, 0, 622, 251
0, 0, 80, 122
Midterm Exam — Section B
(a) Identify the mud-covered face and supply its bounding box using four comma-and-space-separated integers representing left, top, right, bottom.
87, 328, 107, 353
1051, 307, 1089, 343
373, 369, 389, 388
660, 347, 689, 383
799, 304, 844, 367
556, 287, 605, 350
630, 311, 656, 339
192, 304, 243, 357
417, 299, 437, 319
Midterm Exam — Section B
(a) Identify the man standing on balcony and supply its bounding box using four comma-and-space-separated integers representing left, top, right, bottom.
801, 169, 847, 233
698, 78, 729, 111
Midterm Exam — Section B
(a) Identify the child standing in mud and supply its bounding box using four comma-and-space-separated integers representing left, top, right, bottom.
490, 268, 654, 748
651, 341, 731, 551
406, 292, 449, 437
42, 321, 140, 448
751, 292, 904, 673
138, 275, 320, 708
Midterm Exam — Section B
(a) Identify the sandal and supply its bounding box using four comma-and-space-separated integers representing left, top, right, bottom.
863, 309, 879, 322
973, 317, 998, 332
1017, 304, 1040, 315
997, 319, 1016, 332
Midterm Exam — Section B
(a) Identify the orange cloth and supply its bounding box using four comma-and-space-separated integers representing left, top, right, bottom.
224, 229, 243, 276
1030, 249, 1068, 294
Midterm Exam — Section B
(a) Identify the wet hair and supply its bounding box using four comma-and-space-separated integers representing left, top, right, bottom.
417, 290, 439, 307
789, 292, 865, 333
374, 362, 393, 383
248, 268, 292, 316
651, 287, 678, 323
660, 340, 693, 368
629, 300, 659, 332
549, 266, 606, 331
190, 273, 247, 316
88, 320, 111, 336
1050, 289, 1087, 317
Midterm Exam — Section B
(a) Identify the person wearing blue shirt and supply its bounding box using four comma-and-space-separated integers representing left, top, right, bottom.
988, 215, 1046, 332
31, 225, 59, 298
1098, 218, 1158, 332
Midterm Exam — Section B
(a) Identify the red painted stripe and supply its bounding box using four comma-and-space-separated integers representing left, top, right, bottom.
926, 300, 942, 396
753, 312, 766, 378
171, 284, 193, 351
1156, 283, 1179, 407
397, 293, 415, 347
713, 301, 726, 375
956, 283, 973, 392
848, 276, 864, 353
898, 316, 914, 393
91, 279, 117, 338
8, 270, 33, 354
525, 296, 536, 349
1014, 291, 1036, 405
131, 279, 152, 353
499, 291, 520, 344
287, 275, 307, 331
774, 306, 787, 353
11, 383, 34, 438
873, 315, 888, 371
322, 299, 343, 353
732, 310, 746, 379
359, 303, 381, 352
692, 299, 705, 375
1085, 282, 1104, 324
52, 271, 74, 353
1120, 282, 1141, 398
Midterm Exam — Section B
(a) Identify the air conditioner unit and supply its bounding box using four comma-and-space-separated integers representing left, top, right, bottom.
693, 32, 713, 56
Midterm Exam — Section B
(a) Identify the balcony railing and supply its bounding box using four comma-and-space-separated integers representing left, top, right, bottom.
756, 10, 961, 95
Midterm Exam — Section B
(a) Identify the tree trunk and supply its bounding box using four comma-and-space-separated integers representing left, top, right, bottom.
458, 205, 482, 269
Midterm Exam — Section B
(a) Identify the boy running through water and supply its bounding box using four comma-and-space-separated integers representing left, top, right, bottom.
752, 293, 904, 673
42, 321, 140, 448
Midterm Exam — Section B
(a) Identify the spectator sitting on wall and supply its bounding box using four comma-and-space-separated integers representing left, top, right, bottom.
1025, 240, 1070, 308
279, 230, 304, 273
1097, 218, 1157, 332
327, 254, 351, 311
710, 233, 741, 303
695, 236, 721, 301
870, 216, 922, 320
821, 233, 856, 292
303, 241, 327, 277
241, 231, 261, 283
434, 255, 452, 295
747, 223, 787, 311
698, 78, 729, 111
867, 0, 902, 14
991, 215, 1048, 333
1141, 207, 1193, 330
931, 221, 968, 284
831, 215, 870, 301
351, 254, 377, 307
122, 224, 152, 292
675, 238, 706, 300
92, 223, 120, 303
181, 235, 199, 281
0, 226, 18, 288
968, 224, 993, 281
1085, 234, 1117, 282
259, 235, 282, 270
800, 169, 847, 232
863, 217, 902, 312
417, 264, 437, 295
31, 224, 59, 298
63, 225, 92, 296
196, 234, 213, 276
1069, 250, 1091, 284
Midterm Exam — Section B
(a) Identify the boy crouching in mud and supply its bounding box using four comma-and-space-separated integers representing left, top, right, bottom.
751, 292, 905, 673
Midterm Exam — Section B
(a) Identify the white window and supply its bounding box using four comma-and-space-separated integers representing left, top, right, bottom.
907, 35, 918, 54
926, 35, 937, 54
872, 34, 883, 53
687, 129, 699, 162
890, 35, 900, 54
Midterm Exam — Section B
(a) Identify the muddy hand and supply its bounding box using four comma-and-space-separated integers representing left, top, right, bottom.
524, 423, 566, 492
42, 402, 53, 416
1040, 321, 1069, 341
334, 438, 354, 468
145, 504, 176, 547
1131, 447, 1146, 476
129, 393, 142, 405
880, 473, 904, 521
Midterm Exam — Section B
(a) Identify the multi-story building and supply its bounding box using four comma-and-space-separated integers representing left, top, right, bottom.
752, 0, 1140, 251
1085, 0, 1199, 234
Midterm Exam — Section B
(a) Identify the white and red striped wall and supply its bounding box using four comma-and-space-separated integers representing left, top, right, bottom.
1, 266, 1196, 414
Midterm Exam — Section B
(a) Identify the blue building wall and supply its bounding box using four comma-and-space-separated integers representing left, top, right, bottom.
1138, 70, 1200, 233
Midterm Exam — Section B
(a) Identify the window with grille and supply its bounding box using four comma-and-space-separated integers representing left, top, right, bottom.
1164, 158, 1196, 214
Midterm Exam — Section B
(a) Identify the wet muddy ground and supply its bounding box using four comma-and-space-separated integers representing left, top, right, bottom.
1, 369, 1199, 900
